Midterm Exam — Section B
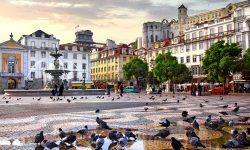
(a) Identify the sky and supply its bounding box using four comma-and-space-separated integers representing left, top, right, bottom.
0, 0, 245, 44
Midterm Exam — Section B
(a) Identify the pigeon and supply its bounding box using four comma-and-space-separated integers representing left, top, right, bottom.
144, 103, 149, 112
116, 132, 124, 140
50, 96, 53, 99
183, 116, 196, 123
34, 131, 44, 146
117, 96, 120, 100
108, 131, 118, 142
234, 103, 238, 107
162, 98, 167, 102
171, 137, 184, 150
159, 119, 170, 128
200, 103, 204, 108
219, 96, 223, 100
63, 135, 76, 146
37, 97, 41, 101
236, 132, 250, 146
247, 128, 250, 135
222, 138, 240, 148
95, 109, 100, 113
230, 128, 239, 138
182, 111, 188, 117
58, 128, 66, 140
77, 125, 88, 139
67, 99, 71, 103
218, 116, 225, 124
90, 133, 99, 144
80, 97, 84, 99
205, 121, 219, 130
116, 137, 128, 149
188, 136, 206, 148
5, 101, 9, 104
192, 120, 199, 130
222, 105, 228, 108
96, 136, 105, 150
206, 115, 212, 122
232, 106, 240, 112
229, 120, 234, 127
125, 129, 137, 141
185, 128, 200, 139
96, 117, 112, 130
177, 100, 180, 103
111, 97, 115, 101
182, 97, 186, 100
219, 111, 229, 115
154, 129, 170, 138
43, 140, 58, 149
238, 116, 249, 122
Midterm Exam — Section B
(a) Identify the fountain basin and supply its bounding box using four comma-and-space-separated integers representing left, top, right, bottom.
4, 89, 105, 96
44, 69, 70, 75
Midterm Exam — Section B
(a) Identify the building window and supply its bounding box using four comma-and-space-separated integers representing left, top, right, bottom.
8, 61, 15, 73
73, 53, 77, 59
82, 54, 86, 59
238, 22, 243, 31
186, 56, 190, 63
210, 28, 214, 35
227, 36, 232, 44
82, 63, 86, 70
199, 41, 204, 50
73, 63, 77, 69
180, 57, 184, 64
41, 51, 46, 58
41, 62, 46, 68
237, 9, 243, 17
199, 31, 203, 37
31, 72, 35, 79
150, 35, 154, 42
227, 24, 232, 31
52, 43, 56, 49
218, 26, 223, 33
155, 35, 158, 41
193, 56, 197, 62
31, 51, 36, 57
31, 41, 35, 47
186, 34, 190, 40
64, 53, 68, 59
31, 61, 35, 68
192, 43, 197, 51
210, 39, 214, 46
192, 32, 196, 39
186, 44, 190, 52
64, 62, 68, 69
41, 42, 45, 49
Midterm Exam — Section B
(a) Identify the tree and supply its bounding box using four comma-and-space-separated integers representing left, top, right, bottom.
153, 52, 191, 93
202, 40, 241, 87
146, 71, 160, 85
122, 58, 148, 84
239, 48, 250, 80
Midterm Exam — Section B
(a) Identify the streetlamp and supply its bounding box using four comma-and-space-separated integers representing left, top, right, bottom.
82, 69, 86, 90
150, 59, 155, 90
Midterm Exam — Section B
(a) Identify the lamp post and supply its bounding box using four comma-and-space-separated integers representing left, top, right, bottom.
150, 59, 155, 90
82, 69, 86, 90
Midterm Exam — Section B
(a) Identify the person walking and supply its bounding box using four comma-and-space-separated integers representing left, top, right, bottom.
193, 84, 197, 96
119, 83, 124, 97
106, 83, 110, 96
58, 83, 64, 96
198, 83, 202, 96
191, 83, 194, 96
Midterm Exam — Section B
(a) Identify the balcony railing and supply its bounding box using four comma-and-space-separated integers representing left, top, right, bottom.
0, 72, 24, 77
26, 46, 56, 50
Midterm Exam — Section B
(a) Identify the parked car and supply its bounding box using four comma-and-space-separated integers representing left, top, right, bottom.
146, 87, 162, 94
209, 86, 229, 95
124, 86, 139, 93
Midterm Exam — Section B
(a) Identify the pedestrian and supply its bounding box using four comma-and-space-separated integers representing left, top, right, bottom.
58, 83, 64, 96
193, 84, 197, 96
51, 84, 58, 96
191, 83, 194, 96
119, 83, 124, 97
106, 83, 110, 95
198, 83, 202, 96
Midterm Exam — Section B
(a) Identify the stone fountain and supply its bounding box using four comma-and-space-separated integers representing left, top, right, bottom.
45, 48, 70, 87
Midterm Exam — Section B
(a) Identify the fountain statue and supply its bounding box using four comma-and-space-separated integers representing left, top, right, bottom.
45, 48, 70, 88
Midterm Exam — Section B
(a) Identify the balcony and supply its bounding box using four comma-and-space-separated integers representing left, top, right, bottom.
26, 46, 56, 50
0, 72, 24, 77
234, 15, 246, 21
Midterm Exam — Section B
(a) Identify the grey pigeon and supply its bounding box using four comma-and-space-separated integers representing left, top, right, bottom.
159, 119, 170, 128
63, 135, 76, 146
192, 120, 199, 130
34, 131, 44, 146
154, 129, 170, 138
96, 117, 112, 130
116, 137, 128, 149
58, 128, 66, 139
96, 136, 104, 150
108, 130, 118, 142
188, 136, 206, 148
125, 129, 137, 141
43, 140, 58, 149
222, 138, 240, 148
183, 116, 196, 123
182, 111, 188, 117
77, 125, 88, 139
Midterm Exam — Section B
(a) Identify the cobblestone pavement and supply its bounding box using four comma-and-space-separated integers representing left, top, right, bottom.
0, 93, 249, 149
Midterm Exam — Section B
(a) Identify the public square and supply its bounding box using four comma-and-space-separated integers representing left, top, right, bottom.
0, 93, 249, 149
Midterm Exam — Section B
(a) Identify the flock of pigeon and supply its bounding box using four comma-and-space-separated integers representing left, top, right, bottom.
34, 116, 137, 150
1, 93, 250, 149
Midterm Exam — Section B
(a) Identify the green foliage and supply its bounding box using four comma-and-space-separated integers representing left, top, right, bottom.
153, 52, 191, 84
122, 58, 148, 80
202, 40, 242, 83
239, 48, 250, 80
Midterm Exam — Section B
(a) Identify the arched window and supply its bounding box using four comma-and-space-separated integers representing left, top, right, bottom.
150, 35, 154, 42
6, 56, 17, 73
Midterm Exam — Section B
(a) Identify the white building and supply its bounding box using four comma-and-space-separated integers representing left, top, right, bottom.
18, 30, 59, 89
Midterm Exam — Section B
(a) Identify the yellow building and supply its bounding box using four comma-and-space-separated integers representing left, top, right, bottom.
0, 33, 29, 93
90, 39, 136, 84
